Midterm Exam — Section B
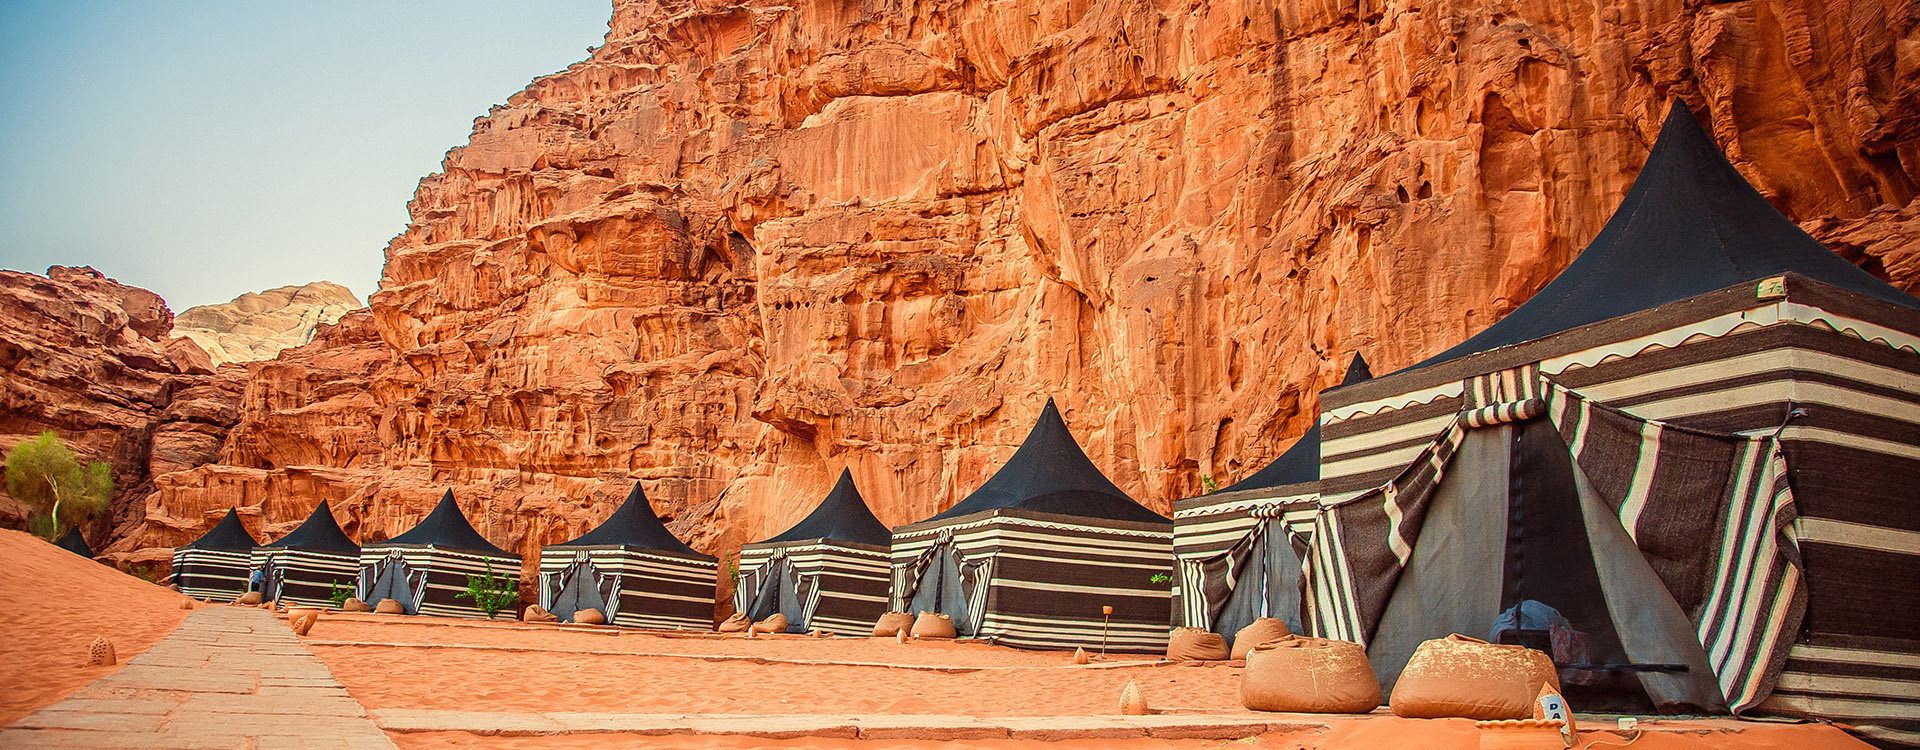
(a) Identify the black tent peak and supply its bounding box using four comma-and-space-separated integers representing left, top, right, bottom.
182, 508, 257, 551
1413, 99, 1918, 370
1220, 353, 1375, 494
555, 481, 709, 558
384, 490, 513, 557
54, 527, 94, 558
263, 500, 359, 554
929, 397, 1166, 524
761, 468, 891, 547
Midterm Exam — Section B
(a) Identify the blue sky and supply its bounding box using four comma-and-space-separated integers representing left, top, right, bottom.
0, 1, 611, 310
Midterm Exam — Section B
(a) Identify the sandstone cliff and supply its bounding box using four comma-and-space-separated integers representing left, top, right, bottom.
172, 282, 363, 365
139, 0, 1920, 590
0, 267, 245, 562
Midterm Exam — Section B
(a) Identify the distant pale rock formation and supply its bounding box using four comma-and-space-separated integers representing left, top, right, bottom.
171, 282, 362, 365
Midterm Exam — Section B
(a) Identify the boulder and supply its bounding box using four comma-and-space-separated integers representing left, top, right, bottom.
1242, 636, 1381, 713
1391, 635, 1560, 720
1166, 627, 1230, 661
909, 611, 956, 639
1230, 618, 1292, 660
870, 611, 914, 637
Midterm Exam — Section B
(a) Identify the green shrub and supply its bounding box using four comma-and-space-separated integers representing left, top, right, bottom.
456, 560, 518, 619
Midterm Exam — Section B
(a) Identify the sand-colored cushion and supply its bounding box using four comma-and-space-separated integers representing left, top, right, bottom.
910, 611, 957, 639
871, 611, 914, 637
717, 612, 750, 632
750, 613, 790, 634
1242, 635, 1381, 713
374, 598, 405, 615
1166, 627, 1231, 661
290, 611, 319, 636
235, 591, 264, 606
342, 597, 372, 612
1391, 634, 1560, 720
1230, 618, 1293, 660
572, 608, 606, 625
522, 605, 559, 623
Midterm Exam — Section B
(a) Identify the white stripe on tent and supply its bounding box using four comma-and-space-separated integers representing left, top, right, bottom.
1796, 518, 1920, 555
1789, 645, 1920, 669
1326, 381, 1466, 423
1618, 421, 1664, 542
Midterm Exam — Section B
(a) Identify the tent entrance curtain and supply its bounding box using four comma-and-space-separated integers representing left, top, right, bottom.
363, 554, 420, 614
745, 558, 805, 632
549, 556, 612, 623
1195, 515, 1306, 644
262, 559, 284, 601
905, 540, 986, 636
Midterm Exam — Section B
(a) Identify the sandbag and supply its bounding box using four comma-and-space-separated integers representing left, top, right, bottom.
374, 598, 405, 615
522, 605, 559, 623
1241, 636, 1381, 713
573, 608, 606, 625
750, 613, 790, 634
341, 597, 372, 612
1166, 627, 1231, 661
871, 611, 914, 637
1230, 618, 1292, 659
235, 591, 264, 606
717, 612, 750, 633
910, 611, 956, 639
1390, 634, 1560, 720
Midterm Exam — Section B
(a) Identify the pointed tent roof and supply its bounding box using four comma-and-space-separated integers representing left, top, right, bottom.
1413, 100, 1919, 370
927, 398, 1166, 524
554, 481, 711, 558
383, 490, 513, 557
760, 468, 892, 546
181, 508, 257, 551
263, 501, 359, 555
1218, 354, 1373, 493
54, 527, 94, 558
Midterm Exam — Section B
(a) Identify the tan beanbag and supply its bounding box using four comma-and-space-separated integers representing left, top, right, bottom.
522, 605, 559, 623
374, 598, 405, 615
1230, 618, 1292, 660
910, 611, 957, 639
871, 611, 914, 637
1242, 635, 1381, 713
1166, 627, 1231, 661
717, 612, 750, 632
572, 608, 606, 625
342, 597, 373, 612
290, 611, 319, 636
236, 591, 264, 606
1391, 634, 1560, 720
751, 613, 790, 634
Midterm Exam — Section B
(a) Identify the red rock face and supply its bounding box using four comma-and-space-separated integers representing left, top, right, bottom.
0, 266, 244, 562
140, 0, 1919, 587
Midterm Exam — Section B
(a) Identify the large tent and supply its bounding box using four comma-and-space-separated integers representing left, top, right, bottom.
1301, 101, 1920, 743
1174, 354, 1370, 642
891, 398, 1173, 652
358, 490, 520, 619
172, 508, 258, 602
736, 468, 892, 634
54, 527, 94, 559
254, 501, 360, 609
538, 481, 717, 629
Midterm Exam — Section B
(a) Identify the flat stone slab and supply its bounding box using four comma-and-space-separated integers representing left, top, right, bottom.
4, 608, 394, 749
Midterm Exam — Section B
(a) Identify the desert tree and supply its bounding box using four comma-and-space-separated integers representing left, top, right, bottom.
3, 431, 114, 539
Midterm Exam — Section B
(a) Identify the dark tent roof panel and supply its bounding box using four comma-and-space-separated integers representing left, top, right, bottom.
555, 481, 711, 559
182, 508, 258, 551
761, 468, 892, 547
1219, 354, 1373, 494
54, 527, 94, 558
263, 500, 359, 554
928, 398, 1166, 525
383, 490, 514, 557
1413, 100, 1919, 371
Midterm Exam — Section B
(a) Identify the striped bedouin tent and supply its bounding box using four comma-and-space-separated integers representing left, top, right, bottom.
253, 501, 360, 609
172, 508, 258, 602
539, 481, 717, 629
1301, 101, 1920, 746
1173, 354, 1371, 642
736, 468, 892, 635
892, 398, 1173, 652
54, 527, 95, 559
357, 490, 520, 619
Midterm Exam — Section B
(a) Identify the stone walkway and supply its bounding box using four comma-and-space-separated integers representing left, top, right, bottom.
1, 608, 394, 749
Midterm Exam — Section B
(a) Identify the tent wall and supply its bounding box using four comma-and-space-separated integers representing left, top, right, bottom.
252, 548, 358, 608
537, 547, 715, 630
358, 545, 521, 620
172, 548, 252, 602
737, 541, 890, 635
1172, 489, 1316, 635
892, 511, 1173, 652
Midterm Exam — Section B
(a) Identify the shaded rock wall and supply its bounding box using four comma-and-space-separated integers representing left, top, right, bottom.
139, 0, 1920, 593
172, 281, 364, 365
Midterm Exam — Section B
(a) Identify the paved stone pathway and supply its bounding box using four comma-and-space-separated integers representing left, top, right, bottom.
1, 607, 394, 749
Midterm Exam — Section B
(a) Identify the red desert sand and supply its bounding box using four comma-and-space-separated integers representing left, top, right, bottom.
0, 528, 191, 723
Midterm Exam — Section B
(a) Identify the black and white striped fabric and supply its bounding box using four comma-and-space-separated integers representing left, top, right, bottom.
891, 510, 1173, 652
356, 545, 521, 619
736, 540, 890, 635
252, 548, 358, 609
172, 548, 253, 602
536, 546, 716, 630
1172, 489, 1317, 631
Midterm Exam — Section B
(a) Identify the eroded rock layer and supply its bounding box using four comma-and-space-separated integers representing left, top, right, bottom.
139, 0, 1920, 594
172, 281, 364, 365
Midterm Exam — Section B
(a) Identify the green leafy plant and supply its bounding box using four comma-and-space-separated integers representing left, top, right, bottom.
457, 560, 519, 619
327, 579, 351, 609
4, 431, 113, 540
727, 556, 739, 582
1200, 474, 1219, 493
126, 562, 164, 584
1149, 572, 1173, 587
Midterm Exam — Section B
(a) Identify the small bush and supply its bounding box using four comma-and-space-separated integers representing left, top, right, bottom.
457, 560, 518, 619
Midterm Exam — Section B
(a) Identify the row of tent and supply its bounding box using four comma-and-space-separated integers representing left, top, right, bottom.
169, 102, 1918, 747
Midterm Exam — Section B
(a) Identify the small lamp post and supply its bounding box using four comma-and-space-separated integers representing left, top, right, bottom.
1101, 605, 1114, 655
